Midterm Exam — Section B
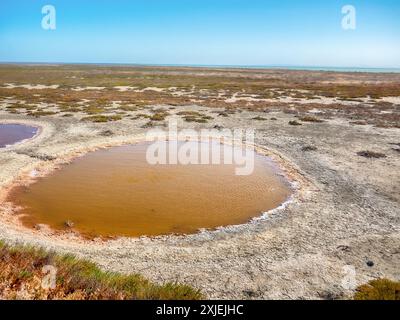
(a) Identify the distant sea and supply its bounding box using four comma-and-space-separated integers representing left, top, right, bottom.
2, 62, 400, 73
153, 64, 400, 73
239, 65, 400, 73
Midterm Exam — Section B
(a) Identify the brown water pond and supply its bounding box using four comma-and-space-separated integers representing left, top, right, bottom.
10, 141, 292, 238
0, 124, 38, 148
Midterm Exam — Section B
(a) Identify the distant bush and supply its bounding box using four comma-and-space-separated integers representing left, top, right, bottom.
289, 120, 302, 126
299, 116, 324, 123
350, 120, 368, 126
150, 112, 168, 121
27, 111, 57, 118
357, 150, 387, 159
82, 115, 122, 123
178, 111, 213, 123
302, 145, 318, 152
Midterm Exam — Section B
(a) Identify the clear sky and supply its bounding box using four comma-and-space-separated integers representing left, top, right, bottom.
0, 0, 399, 67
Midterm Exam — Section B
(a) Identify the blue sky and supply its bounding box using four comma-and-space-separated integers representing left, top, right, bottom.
0, 0, 399, 67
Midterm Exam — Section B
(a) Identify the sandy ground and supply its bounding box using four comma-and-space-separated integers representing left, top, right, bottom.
0, 108, 399, 300
1, 83, 60, 90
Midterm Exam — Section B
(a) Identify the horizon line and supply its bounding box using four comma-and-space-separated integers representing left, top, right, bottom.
1, 61, 400, 73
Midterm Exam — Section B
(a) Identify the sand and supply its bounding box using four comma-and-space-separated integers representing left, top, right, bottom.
1, 83, 60, 90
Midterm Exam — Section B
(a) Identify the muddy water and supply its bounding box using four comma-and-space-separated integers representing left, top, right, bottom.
11, 142, 292, 237
0, 124, 38, 148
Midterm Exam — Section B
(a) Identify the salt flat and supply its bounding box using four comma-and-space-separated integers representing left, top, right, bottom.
0, 65, 399, 299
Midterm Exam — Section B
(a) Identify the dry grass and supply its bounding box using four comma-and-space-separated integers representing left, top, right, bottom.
354, 279, 400, 300
0, 240, 202, 300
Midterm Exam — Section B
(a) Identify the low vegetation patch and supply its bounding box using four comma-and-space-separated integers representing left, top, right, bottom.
299, 116, 324, 123
288, 120, 302, 126
0, 240, 202, 300
350, 120, 368, 126
150, 111, 169, 121
100, 130, 114, 137
132, 113, 151, 120
6, 103, 33, 111
84, 106, 107, 115
302, 145, 318, 152
354, 279, 400, 300
217, 111, 229, 117
357, 150, 387, 159
338, 97, 365, 102
177, 111, 213, 123
27, 110, 57, 118
82, 115, 122, 123
176, 111, 203, 117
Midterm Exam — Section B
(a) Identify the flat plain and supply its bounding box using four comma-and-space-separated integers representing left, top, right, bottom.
0, 64, 399, 299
